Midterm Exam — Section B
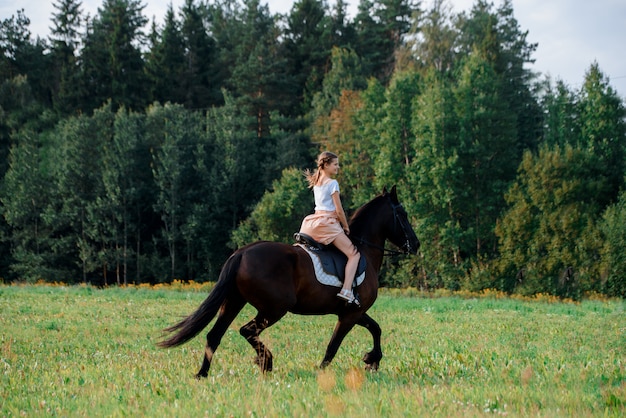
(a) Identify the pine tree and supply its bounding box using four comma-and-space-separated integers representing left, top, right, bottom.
577, 63, 626, 206
0, 10, 51, 129
227, 0, 291, 137
49, 0, 83, 115
354, 0, 419, 81
80, 0, 148, 111
284, 0, 333, 113
0, 9, 32, 81
329, 0, 356, 48
541, 79, 579, 148
180, 0, 222, 109
455, 0, 541, 153
144, 5, 186, 105
408, 0, 457, 74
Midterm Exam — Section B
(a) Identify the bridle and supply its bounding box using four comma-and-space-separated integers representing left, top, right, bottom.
354, 197, 415, 257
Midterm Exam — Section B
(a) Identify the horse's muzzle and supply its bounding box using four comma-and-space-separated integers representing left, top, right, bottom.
405, 239, 420, 255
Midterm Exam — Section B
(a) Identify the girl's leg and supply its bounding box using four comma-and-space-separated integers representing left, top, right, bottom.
333, 233, 360, 298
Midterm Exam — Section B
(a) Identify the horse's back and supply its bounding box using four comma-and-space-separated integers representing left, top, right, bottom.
237, 241, 299, 278
235, 241, 315, 312
237, 241, 362, 315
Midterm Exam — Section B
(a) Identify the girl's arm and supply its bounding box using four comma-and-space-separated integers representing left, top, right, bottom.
331, 192, 350, 234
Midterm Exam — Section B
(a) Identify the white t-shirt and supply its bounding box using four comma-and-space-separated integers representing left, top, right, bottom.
313, 180, 340, 212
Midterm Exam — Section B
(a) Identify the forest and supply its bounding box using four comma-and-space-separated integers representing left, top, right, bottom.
0, 0, 624, 298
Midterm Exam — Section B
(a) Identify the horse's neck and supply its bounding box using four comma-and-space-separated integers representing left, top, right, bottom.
351, 212, 385, 247
351, 216, 386, 272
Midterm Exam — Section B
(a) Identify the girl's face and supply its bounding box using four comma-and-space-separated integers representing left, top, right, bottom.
323, 158, 340, 177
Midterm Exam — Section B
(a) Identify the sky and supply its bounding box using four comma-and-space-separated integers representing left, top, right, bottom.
4, 0, 626, 99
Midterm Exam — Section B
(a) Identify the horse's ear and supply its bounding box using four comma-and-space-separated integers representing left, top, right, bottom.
382, 186, 388, 195
390, 185, 398, 201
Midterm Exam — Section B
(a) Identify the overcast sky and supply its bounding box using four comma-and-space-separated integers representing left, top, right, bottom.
5, 0, 626, 99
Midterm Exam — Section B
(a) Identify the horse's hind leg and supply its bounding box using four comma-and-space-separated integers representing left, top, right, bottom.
196, 297, 246, 379
239, 314, 283, 373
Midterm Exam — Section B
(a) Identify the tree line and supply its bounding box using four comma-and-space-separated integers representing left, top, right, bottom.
1, 0, 624, 298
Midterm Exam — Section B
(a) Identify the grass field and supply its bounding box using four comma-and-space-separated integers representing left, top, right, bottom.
0, 284, 624, 417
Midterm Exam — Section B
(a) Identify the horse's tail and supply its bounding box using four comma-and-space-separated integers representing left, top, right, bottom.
158, 251, 243, 348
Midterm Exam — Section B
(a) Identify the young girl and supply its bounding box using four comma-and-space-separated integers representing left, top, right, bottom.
299, 151, 361, 306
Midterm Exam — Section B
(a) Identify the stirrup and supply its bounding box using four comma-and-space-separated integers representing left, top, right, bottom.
337, 289, 361, 307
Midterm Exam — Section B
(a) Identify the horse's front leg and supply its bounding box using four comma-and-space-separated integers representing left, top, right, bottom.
320, 318, 357, 368
356, 313, 382, 371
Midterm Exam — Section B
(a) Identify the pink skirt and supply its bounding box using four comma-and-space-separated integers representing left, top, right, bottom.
299, 211, 343, 245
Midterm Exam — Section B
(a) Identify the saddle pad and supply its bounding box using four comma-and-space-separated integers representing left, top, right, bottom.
296, 244, 366, 288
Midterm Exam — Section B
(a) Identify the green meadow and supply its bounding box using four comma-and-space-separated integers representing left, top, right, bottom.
0, 284, 624, 417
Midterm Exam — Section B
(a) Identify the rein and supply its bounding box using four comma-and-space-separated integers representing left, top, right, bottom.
354, 238, 406, 257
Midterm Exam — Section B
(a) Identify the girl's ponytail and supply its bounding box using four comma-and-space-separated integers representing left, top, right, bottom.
304, 151, 337, 188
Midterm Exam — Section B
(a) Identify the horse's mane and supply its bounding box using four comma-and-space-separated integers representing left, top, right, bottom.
348, 193, 387, 229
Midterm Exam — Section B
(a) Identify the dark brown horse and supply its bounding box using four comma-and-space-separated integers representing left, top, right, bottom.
158, 186, 419, 378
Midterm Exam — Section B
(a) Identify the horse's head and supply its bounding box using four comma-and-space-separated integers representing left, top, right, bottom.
350, 185, 420, 255
381, 186, 420, 255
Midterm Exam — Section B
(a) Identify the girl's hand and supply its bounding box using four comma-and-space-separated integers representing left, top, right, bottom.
343, 227, 350, 235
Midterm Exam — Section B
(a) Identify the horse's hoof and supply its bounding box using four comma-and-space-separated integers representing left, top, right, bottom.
362, 351, 382, 364
363, 352, 381, 371
364, 362, 379, 372
195, 372, 208, 379
255, 356, 273, 372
